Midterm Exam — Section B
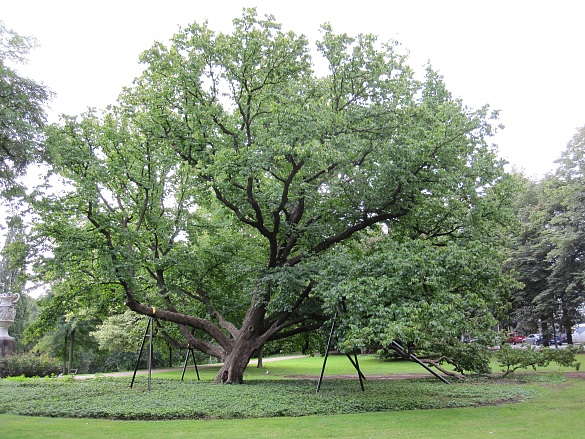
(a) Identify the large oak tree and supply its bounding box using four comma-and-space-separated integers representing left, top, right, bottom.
32, 10, 512, 383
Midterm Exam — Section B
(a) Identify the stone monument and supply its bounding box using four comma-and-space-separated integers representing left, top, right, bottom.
0, 293, 20, 359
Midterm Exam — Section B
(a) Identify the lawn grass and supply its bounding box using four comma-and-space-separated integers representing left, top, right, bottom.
2, 377, 584, 438
155, 352, 583, 381
155, 354, 436, 381
2, 353, 584, 438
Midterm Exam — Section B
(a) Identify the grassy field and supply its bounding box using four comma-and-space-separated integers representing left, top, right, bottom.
2, 354, 584, 438
154, 354, 444, 381
151, 353, 584, 381
2, 378, 584, 438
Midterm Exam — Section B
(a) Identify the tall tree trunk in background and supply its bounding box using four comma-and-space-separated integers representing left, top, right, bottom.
68, 329, 75, 374
257, 346, 264, 369
63, 335, 67, 374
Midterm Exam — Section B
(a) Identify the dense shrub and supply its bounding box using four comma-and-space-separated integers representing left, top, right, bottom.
496, 344, 582, 377
0, 352, 62, 378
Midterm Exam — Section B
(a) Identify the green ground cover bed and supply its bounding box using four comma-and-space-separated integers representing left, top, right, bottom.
0, 374, 545, 420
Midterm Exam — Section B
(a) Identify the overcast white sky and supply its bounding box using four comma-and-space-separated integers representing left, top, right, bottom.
3, 0, 585, 178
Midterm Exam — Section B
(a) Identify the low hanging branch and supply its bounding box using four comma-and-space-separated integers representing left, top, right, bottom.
388, 344, 465, 380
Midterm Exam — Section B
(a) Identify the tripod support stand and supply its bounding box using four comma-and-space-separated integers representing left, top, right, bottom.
130, 316, 202, 390
316, 308, 451, 393
181, 347, 200, 381
130, 316, 155, 390
317, 310, 366, 393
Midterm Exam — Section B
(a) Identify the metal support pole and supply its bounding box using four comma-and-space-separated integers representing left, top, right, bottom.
181, 348, 200, 381
147, 316, 153, 391
316, 312, 337, 393
130, 317, 151, 389
181, 348, 189, 380
391, 340, 450, 385
346, 351, 365, 391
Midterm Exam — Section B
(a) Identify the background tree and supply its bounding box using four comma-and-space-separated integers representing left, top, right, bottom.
29, 311, 108, 374
507, 176, 555, 336
91, 310, 199, 371
508, 126, 585, 343
546, 126, 585, 340
0, 21, 52, 197
32, 10, 510, 383
0, 215, 36, 351
0, 21, 51, 353
0, 215, 28, 295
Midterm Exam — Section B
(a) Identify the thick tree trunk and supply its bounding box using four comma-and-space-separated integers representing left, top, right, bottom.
214, 306, 266, 384
214, 335, 259, 384
126, 287, 285, 384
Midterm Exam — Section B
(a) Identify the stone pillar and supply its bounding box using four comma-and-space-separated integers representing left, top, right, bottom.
0, 293, 20, 360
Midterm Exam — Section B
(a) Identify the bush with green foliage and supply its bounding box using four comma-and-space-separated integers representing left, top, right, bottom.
496, 344, 582, 377
0, 352, 62, 378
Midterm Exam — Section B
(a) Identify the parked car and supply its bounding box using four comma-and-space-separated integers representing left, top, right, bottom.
506, 332, 525, 344
523, 334, 542, 345
547, 336, 564, 346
